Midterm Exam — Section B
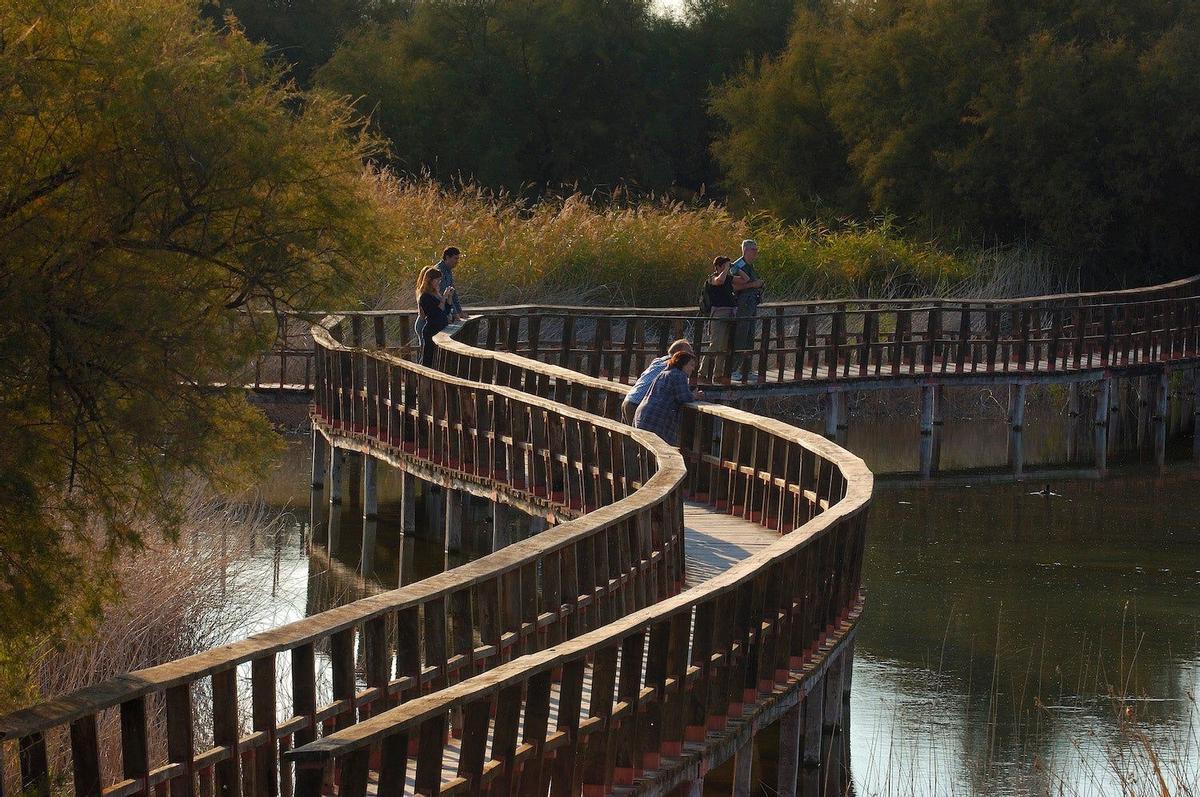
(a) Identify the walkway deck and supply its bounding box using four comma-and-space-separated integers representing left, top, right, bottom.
682, 501, 780, 587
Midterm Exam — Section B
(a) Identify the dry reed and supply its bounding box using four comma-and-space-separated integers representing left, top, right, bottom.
353, 174, 1050, 310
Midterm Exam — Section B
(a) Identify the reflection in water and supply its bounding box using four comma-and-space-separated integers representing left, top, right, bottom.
854, 467, 1200, 795
214, 410, 1198, 795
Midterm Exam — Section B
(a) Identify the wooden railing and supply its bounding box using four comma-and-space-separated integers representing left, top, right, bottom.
270, 316, 871, 796
0, 321, 689, 797
456, 293, 1200, 388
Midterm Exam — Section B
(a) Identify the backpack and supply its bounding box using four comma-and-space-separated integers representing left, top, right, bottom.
698, 279, 712, 316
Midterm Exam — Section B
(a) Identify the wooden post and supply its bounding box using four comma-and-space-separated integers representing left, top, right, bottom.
1066, 382, 1081, 462
683, 779, 703, 797
801, 680, 824, 767
359, 518, 377, 577
776, 703, 804, 797
424, 484, 444, 543
1193, 369, 1200, 461
401, 472, 416, 534
1008, 383, 1026, 476
326, 496, 342, 552
398, 534, 415, 587
493, 502, 513, 550
919, 385, 937, 479
824, 391, 846, 442
362, 457, 378, 519
311, 426, 326, 489
1094, 377, 1111, 473
835, 391, 849, 445
732, 738, 754, 797
327, 448, 343, 504
346, 452, 362, 509
1137, 376, 1151, 450
445, 488, 464, 553
1154, 370, 1169, 467
823, 654, 844, 733
307, 486, 326, 548
1109, 376, 1123, 456
840, 640, 855, 710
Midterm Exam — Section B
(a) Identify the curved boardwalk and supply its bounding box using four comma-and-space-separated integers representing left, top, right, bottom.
5, 276, 1198, 797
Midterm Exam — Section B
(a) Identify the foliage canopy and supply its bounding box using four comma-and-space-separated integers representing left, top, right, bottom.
0, 0, 387, 705
712, 0, 1200, 279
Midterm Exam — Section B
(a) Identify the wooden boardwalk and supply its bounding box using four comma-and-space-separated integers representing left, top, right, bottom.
361, 504, 784, 794
681, 501, 780, 587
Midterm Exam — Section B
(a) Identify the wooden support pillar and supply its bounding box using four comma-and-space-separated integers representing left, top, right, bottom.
529, 516, 548, 537
362, 457, 378, 519
823, 391, 839, 440
841, 640, 855, 705
397, 534, 415, 587
684, 778, 704, 797
444, 488, 464, 553
1137, 376, 1151, 450
328, 448, 343, 504
801, 680, 824, 768
776, 703, 804, 797
401, 472, 416, 534
1094, 378, 1111, 473
732, 737, 753, 797
1192, 369, 1200, 461
837, 391, 849, 445
919, 386, 937, 479
359, 518, 377, 577
327, 496, 342, 553
1007, 383, 1026, 476
822, 654, 844, 733
1109, 377, 1123, 455
823, 391, 847, 444
425, 484, 444, 542
308, 484, 326, 548
1066, 382, 1081, 462
493, 502, 513, 550
310, 426, 327, 489
1154, 371, 1169, 467
346, 452, 362, 509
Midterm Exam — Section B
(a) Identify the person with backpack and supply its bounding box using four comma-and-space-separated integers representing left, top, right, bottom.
699, 256, 739, 383
729, 239, 765, 380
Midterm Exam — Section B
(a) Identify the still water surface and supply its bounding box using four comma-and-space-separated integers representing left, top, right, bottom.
218, 407, 1199, 796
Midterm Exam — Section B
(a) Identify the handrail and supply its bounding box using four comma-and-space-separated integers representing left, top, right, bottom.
249, 274, 1200, 393
277, 318, 872, 797
0, 323, 690, 797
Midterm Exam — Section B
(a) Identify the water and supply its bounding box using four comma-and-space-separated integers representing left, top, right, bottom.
208, 398, 1199, 796
853, 468, 1200, 795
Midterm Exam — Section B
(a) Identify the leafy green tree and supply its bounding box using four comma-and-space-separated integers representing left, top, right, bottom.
208, 0, 412, 84
315, 0, 798, 196
0, 0, 386, 705
711, 0, 1200, 280
711, 6, 863, 219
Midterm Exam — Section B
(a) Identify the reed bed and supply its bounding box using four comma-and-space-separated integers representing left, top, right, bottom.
355, 174, 1055, 310
5, 489, 293, 794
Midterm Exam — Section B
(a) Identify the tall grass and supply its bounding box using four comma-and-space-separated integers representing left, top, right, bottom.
355, 174, 1058, 309
5, 488, 290, 795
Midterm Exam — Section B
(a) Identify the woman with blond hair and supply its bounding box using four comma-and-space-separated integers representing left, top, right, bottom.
415, 265, 455, 367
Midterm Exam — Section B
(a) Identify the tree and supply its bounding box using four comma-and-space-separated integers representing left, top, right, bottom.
209, 0, 413, 84
315, 0, 799, 197
710, 0, 1200, 280
710, 6, 863, 219
0, 0, 387, 705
